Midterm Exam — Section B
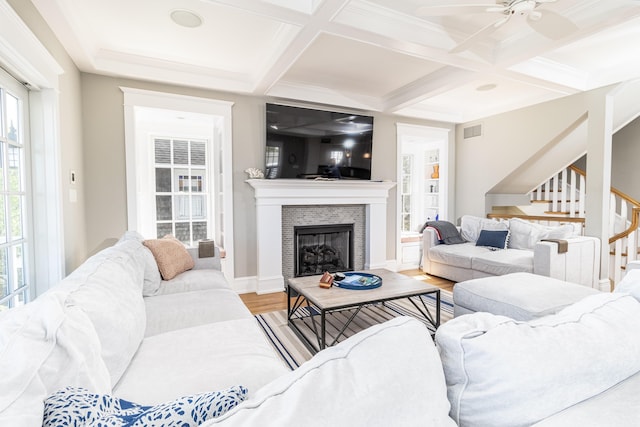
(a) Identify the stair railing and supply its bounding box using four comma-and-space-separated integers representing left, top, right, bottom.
526, 164, 640, 287
609, 191, 640, 285
531, 165, 585, 217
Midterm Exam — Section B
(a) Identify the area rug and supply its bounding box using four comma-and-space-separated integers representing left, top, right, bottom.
255, 289, 453, 370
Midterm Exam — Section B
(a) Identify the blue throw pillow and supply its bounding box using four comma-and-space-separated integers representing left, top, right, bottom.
43, 385, 248, 427
475, 229, 509, 249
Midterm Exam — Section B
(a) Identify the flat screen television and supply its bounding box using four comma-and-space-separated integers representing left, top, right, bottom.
265, 103, 373, 180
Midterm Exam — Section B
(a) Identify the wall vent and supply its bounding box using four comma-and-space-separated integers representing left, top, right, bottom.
463, 124, 482, 139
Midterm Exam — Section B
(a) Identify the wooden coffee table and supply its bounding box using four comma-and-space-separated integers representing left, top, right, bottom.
287, 269, 440, 353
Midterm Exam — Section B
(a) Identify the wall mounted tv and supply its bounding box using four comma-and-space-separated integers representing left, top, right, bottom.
265, 103, 373, 180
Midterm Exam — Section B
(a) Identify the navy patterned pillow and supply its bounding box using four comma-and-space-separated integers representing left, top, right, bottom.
43, 385, 247, 427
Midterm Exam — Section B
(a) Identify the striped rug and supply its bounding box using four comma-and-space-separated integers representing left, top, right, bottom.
255, 289, 453, 370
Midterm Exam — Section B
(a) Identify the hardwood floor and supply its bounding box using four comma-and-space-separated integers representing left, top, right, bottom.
239, 291, 288, 315
239, 269, 454, 315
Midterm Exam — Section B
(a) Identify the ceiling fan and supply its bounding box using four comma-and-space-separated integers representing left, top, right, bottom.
417, 0, 578, 53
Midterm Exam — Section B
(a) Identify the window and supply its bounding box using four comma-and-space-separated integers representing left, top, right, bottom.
154, 138, 208, 245
265, 145, 280, 178
330, 150, 344, 165
0, 78, 31, 311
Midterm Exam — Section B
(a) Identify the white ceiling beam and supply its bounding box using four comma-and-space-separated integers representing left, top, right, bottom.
251, 0, 351, 95
383, 67, 476, 112
202, 0, 311, 25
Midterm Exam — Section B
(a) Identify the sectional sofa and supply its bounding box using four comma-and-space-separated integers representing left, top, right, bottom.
0, 232, 289, 425
2, 231, 640, 426
422, 215, 601, 288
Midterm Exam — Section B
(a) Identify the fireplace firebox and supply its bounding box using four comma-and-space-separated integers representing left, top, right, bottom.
294, 224, 354, 277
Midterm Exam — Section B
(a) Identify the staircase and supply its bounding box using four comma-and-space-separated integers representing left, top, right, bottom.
489, 165, 640, 289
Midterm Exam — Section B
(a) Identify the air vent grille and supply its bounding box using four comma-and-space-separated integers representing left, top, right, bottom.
463, 124, 482, 139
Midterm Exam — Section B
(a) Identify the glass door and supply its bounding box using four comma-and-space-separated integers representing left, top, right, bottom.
0, 69, 32, 311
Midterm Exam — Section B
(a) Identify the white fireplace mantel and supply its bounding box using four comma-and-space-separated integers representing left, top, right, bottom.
247, 179, 396, 294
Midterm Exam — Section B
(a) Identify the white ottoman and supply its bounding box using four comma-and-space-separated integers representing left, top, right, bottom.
453, 272, 601, 321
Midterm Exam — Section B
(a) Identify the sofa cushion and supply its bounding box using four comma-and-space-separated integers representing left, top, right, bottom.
460, 215, 507, 243
0, 294, 111, 424
153, 269, 231, 296
144, 289, 252, 337
614, 269, 640, 300
118, 231, 162, 295
436, 293, 640, 427
508, 218, 575, 250
453, 273, 600, 320
470, 248, 533, 276
63, 248, 147, 386
531, 370, 640, 426
429, 242, 493, 269
43, 385, 247, 427
114, 318, 289, 406
206, 317, 456, 427
143, 235, 195, 280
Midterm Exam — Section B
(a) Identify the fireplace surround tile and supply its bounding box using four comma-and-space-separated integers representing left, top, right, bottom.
283, 205, 365, 280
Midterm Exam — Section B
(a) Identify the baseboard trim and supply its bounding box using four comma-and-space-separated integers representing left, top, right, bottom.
233, 275, 285, 295
232, 276, 256, 294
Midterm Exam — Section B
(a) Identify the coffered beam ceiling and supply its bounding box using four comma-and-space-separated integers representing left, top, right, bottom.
32, 0, 640, 123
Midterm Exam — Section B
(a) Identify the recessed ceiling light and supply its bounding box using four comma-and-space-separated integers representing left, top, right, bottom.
476, 83, 497, 92
170, 9, 203, 28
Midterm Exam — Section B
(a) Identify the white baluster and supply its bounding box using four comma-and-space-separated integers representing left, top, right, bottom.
569, 170, 576, 218
615, 239, 623, 286
628, 229, 637, 263
552, 172, 559, 213
578, 174, 586, 217
610, 194, 618, 235
560, 169, 568, 214
536, 184, 542, 201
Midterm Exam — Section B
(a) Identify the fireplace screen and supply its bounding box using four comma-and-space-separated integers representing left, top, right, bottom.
294, 224, 354, 277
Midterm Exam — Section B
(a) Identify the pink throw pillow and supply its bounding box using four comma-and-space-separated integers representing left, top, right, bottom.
143, 235, 195, 280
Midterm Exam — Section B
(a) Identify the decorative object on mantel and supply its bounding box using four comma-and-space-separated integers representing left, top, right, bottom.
244, 168, 265, 179
431, 164, 440, 179
198, 239, 215, 258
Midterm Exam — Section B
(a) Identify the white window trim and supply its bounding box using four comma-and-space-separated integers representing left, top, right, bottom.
121, 87, 235, 283
0, 0, 65, 296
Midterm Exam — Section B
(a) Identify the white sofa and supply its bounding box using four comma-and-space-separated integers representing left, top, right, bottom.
3, 231, 640, 426
0, 233, 289, 425
422, 215, 600, 288
216, 272, 640, 426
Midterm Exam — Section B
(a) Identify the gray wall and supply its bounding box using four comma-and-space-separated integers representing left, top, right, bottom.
79, 73, 454, 279
612, 115, 640, 202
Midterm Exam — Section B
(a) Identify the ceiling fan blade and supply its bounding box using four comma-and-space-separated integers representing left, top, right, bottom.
416, 4, 507, 17
450, 15, 511, 53
528, 10, 579, 40
535, 0, 558, 3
